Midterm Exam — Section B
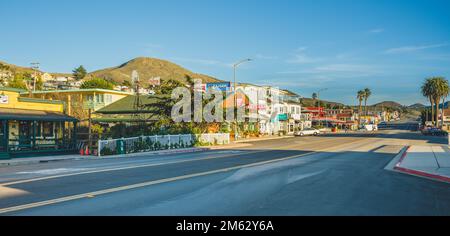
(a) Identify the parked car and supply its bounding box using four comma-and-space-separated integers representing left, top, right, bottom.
295, 128, 321, 137
361, 124, 378, 131
421, 127, 448, 136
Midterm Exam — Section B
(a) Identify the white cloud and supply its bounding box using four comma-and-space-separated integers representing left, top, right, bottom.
384, 43, 448, 54
315, 64, 375, 73
368, 28, 384, 34
286, 47, 322, 64
287, 54, 321, 64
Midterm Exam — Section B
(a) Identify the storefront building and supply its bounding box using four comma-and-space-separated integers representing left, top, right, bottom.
0, 88, 78, 159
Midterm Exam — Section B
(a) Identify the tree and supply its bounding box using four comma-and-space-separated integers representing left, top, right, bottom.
122, 80, 132, 87
7, 73, 28, 90
422, 78, 436, 124
430, 77, 449, 127
312, 93, 318, 100
35, 76, 44, 91
72, 65, 87, 81
363, 88, 371, 116
80, 77, 114, 90
357, 90, 365, 126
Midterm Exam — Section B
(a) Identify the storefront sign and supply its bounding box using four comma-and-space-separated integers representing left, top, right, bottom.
278, 113, 288, 121
194, 83, 206, 92
148, 77, 161, 86
206, 82, 231, 92
0, 94, 8, 104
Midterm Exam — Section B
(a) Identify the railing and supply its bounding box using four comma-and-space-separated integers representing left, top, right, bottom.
97, 133, 230, 157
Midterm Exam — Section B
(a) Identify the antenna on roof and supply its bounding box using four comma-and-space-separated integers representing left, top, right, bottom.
131, 70, 139, 87
131, 70, 144, 134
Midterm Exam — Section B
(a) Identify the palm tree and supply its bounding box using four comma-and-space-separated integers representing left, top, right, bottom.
363, 88, 372, 116
422, 78, 435, 125
431, 77, 449, 127
357, 90, 365, 126
312, 92, 318, 107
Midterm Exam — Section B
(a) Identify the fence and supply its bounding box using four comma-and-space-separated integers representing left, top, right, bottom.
97, 133, 230, 157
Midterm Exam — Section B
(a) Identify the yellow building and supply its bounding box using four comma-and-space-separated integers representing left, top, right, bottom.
20, 89, 133, 120
0, 87, 78, 159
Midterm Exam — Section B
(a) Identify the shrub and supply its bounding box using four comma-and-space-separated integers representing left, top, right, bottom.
101, 147, 115, 156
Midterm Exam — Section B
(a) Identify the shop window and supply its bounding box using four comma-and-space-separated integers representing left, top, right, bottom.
42, 122, 54, 137
0, 121, 4, 136
95, 94, 104, 103
36, 122, 42, 137
105, 95, 112, 103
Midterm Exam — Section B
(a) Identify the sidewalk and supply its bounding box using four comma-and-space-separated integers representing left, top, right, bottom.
233, 135, 295, 143
0, 147, 210, 167
391, 145, 450, 183
0, 135, 298, 167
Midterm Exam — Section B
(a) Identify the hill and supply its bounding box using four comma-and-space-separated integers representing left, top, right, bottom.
89, 57, 221, 86
300, 97, 346, 108
371, 101, 403, 109
0, 60, 38, 75
408, 103, 426, 109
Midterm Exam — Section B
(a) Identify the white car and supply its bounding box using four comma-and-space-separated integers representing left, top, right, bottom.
295, 128, 321, 137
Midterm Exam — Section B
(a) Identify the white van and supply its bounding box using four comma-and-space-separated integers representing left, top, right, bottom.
364, 124, 378, 131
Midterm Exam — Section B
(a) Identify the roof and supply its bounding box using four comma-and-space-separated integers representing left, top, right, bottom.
93, 114, 162, 123
0, 87, 27, 93
18, 97, 65, 105
20, 89, 133, 96
96, 95, 170, 114
0, 108, 78, 122
282, 89, 301, 97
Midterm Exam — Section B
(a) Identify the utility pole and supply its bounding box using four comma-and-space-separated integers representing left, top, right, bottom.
88, 108, 92, 155
30, 62, 40, 92
317, 88, 328, 127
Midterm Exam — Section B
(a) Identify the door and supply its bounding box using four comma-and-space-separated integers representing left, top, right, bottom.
19, 121, 31, 147
0, 120, 6, 152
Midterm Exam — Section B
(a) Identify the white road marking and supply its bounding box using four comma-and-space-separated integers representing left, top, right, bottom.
0, 139, 367, 214
1, 138, 331, 186
17, 168, 91, 175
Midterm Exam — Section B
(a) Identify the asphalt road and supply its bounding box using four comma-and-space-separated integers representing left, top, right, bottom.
0, 129, 449, 216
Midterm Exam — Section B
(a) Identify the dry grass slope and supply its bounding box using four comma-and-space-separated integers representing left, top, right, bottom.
89, 57, 221, 85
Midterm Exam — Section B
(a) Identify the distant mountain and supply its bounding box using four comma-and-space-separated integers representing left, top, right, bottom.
408, 103, 426, 109
300, 97, 346, 108
371, 101, 404, 109
89, 57, 221, 86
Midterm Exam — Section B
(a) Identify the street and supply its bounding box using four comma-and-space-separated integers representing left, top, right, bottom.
0, 127, 449, 216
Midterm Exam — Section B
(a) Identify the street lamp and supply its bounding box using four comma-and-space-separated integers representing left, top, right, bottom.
233, 58, 252, 141
317, 88, 328, 127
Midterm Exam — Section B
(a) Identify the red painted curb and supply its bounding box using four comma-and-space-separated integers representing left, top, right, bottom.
394, 146, 450, 183
394, 166, 450, 183
395, 146, 410, 168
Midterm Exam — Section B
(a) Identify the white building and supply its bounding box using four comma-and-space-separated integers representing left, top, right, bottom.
236, 84, 302, 135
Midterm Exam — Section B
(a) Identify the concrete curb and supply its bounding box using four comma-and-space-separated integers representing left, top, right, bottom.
384, 146, 409, 171
0, 148, 210, 167
394, 166, 450, 183
233, 135, 294, 143
391, 146, 450, 184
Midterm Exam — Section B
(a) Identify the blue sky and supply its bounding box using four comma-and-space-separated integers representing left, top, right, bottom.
1, 0, 450, 105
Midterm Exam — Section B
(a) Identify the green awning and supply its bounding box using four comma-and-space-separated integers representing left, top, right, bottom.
0, 108, 78, 122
